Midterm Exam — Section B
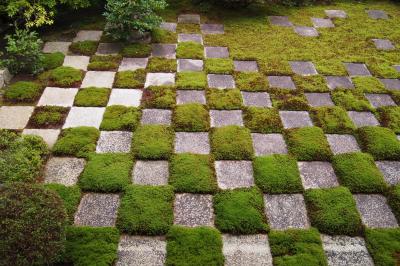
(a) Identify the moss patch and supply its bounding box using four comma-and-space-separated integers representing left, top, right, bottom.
243, 107, 283, 133
4, 81, 43, 103
27, 106, 69, 129
74, 87, 110, 107
270, 89, 309, 111
206, 89, 242, 110
205, 59, 233, 74
132, 125, 174, 160
53, 127, 99, 158
176, 72, 206, 89
357, 126, 400, 160
87, 55, 121, 71
147, 58, 177, 72
310, 106, 356, 134
352, 76, 386, 93
377, 106, 400, 133
100, 105, 141, 131
234, 72, 268, 91
142, 86, 176, 109
114, 70, 146, 88
43, 52, 65, 70
69, 41, 98, 55
173, 103, 210, 132
121, 43, 151, 57
176, 42, 204, 59
331, 89, 373, 111
151, 28, 177, 43
365, 228, 400, 266
388, 185, 400, 222
293, 75, 329, 92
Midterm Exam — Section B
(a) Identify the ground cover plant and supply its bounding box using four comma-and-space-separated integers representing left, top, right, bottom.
121, 44, 152, 57
293, 75, 329, 92
377, 106, 400, 133
147, 58, 177, 72
234, 72, 268, 91
142, 86, 176, 108
132, 125, 174, 159
151, 28, 177, 43
114, 70, 146, 88
44, 184, 81, 223
69, 41, 98, 55
4, 81, 43, 103
176, 72, 207, 89
243, 107, 283, 133
173, 103, 210, 131
176, 42, 204, 59
388, 185, 400, 222
88, 55, 121, 71
352, 77, 386, 93
270, 90, 309, 110
43, 52, 65, 70
331, 89, 373, 111
206, 89, 243, 109
27, 106, 69, 128
74, 87, 110, 107
40, 66, 83, 87
205, 59, 233, 74
53, 127, 100, 158
310, 106, 356, 134
100, 105, 141, 131
365, 228, 400, 266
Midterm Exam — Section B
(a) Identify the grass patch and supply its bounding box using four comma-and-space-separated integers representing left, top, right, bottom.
270, 89, 309, 110
176, 71, 206, 89
173, 103, 210, 131
74, 87, 110, 107
4, 81, 43, 102
388, 185, 400, 222
293, 75, 329, 92
43, 52, 65, 70
331, 89, 373, 111
53, 126, 99, 158
147, 58, 177, 72
205, 58, 233, 74
206, 89, 242, 110
114, 70, 146, 88
243, 107, 283, 133
377, 106, 400, 134
352, 76, 386, 93
121, 43, 151, 57
100, 105, 141, 131
310, 106, 356, 134
69, 41, 98, 55
142, 86, 176, 109
176, 42, 204, 59
366, 228, 400, 266
132, 125, 174, 160
234, 72, 268, 91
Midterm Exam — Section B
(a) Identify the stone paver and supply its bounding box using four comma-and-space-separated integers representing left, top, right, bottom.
133, 160, 169, 185
96, 131, 132, 153
294, 26, 319, 37
380, 78, 400, 90
0, 68, 12, 88
326, 76, 354, 90
251, 133, 287, 156
63, 55, 90, 70
22, 129, 60, 148
298, 161, 338, 189
312, 18, 334, 28
63, 107, 105, 128
73, 30, 102, 42
160, 22, 177, 32
210, 110, 243, 127
372, 39, 395, 50
367, 10, 389, 19
43, 41, 71, 54
344, 63, 371, 77
322, 235, 374, 266
176, 90, 206, 104
365, 93, 396, 108
268, 16, 293, 27
205, 47, 229, 58
145, 73, 175, 87
177, 59, 203, 72
264, 194, 310, 230
241, 92, 272, 107
74, 193, 120, 227
141, 109, 172, 125
151, 44, 176, 59
174, 193, 214, 227
178, 14, 200, 24
118, 58, 148, 71
81, 71, 115, 88
279, 111, 313, 129
325, 10, 347, 18
305, 93, 334, 107
215, 160, 254, 189
207, 74, 235, 89
326, 134, 360, 155
347, 111, 379, 127
175, 132, 210, 154
222, 235, 273, 266
178, 33, 203, 44
268, 76, 296, 90
96, 43, 123, 55
38, 87, 78, 107
394, 65, 400, 72
289, 61, 318, 76
108, 89, 142, 107
201, 24, 224, 34
376, 161, 400, 185
43, 157, 85, 185
234, 61, 259, 72
354, 194, 398, 228
0, 106, 34, 129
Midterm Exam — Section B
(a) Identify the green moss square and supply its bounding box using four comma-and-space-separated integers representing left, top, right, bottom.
69, 41, 98, 55
88, 55, 121, 71
74, 87, 110, 107
357, 126, 400, 160
214, 188, 269, 234
205, 59, 234, 74
43, 52, 65, 70
176, 72, 206, 89
352, 77, 386, 93
53, 126, 99, 158
206, 89, 242, 110
331, 89, 373, 111
293, 75, 329, 92
315, 59, 347, 76
27, 106, 69, 128
173, 103, 210, 131
142, 86, 176, 109
121, 43, 151, 57
377, 106, 400, 133
45, 66, 83, 87
253, 155, 303, 194
391, 91, 400, 105
310, 106, 356, 134
132, 125, 174, 160
388, 185, 400, 221
169, 154, 217, 193
285, 127, 332, 161
114, 70, 146, 88
270, 90, 309, 110
243, 107, 283, 133
211, 126, 254, 160
147, 58, 177, 72
151, 28, 177, 43
176, 42, 204, 59
117, 185, 174, 235
304, 186, 363, 235
78, 153, 133, 192
176, 24, 201, 34
100, 105, 141, 131
332, 152, 387, 193
234, 72, 268, 91
366, 228, 400, 266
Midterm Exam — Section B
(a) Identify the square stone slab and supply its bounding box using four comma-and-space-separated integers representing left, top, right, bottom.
205, 47, 229, 59
305, 93, 334, 107
215, 160, 254, 189
141, 109, 172, 125
264, 194, 310, 230
174, 194, 214, 227
177, 59, 203, 72
298, 161, 338, 189
43, 157, 86, 185
108, 89, 142, 107
367, 10, 389, 19
151, 44, 176, 59
325, 10, 347, 18
210, 110, 243, 127
160, 22, 177, 32
81, 71, 115, 88
0, 106, 34, 129
22, 129, 60, 148
289, 61, 318, 76
118, 58, 148, 72
326, 134, 360, 155
96, 43, 123, 55
63, 55, 90, 71
175, 132, 210, 154
268, 16, 293, 27
207, 74, 235, 89
43, 41, 71, 54
372, 39, 395, 50
365, 93, 396, 108
252, 133, 287, 156
63, 107, 105, 128
116, 235, 166, 266
222, 235, 273, 266
380, 78, 400, 90
376, 161, 400, 185
201, 24, 224, 34
178, 34, 203, 44
322, 235, 374, 266
294, 26, 319, 37
347, 111, 379, 127
312, 18, 334, 28
325, 76, 354, 90
176, 90, 206, 104
133, 160, 169, 185
268, 76, 296, 90
38, 87, 78, 107
344, 63, 371, 77
234, 61, 259, 72
178, 14, 201, 24
73, 30, 103, 42
74, 193, 120, 227
242, 92, 272, 107
279, 111, 313, 129
145, 73, 175, 88
354, 194, 398, 228
96, 131, 132, 153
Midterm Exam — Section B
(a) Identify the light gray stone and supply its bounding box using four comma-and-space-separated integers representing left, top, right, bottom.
133, 160, 169, 185
298, 161, 338, 189
43, 41, 71, 54
215, 160, 254, 189
22, 129, 60, 148
38, 87, 78, 107
210, 110, 243, 127
81, 71, 115, 88
207, 74, 235, 89
380, 78, 400, 90
63, 107, 105, 128
205, 47, 229, 58
234, 61, 259, 72
145, 73, 175, 87
326, 134, 360, 155
305, 93, 334, 107
96, 43, 123, 55
289, 61, 318, 76
141, 109, 172, 125
175, 132, 210, 154
376, 161, 400, 185
178, 33, 203, 44
176, 90, 206, 104
73, 30, 102, 42
178, 14, 201, 24
96, 131, 132, 153
367, 10, 389, 19
394, 65, 400, 72
251, 133, 287, 156
268, 76, 296, 90
160, 22, 177, 32
312, 18, 334, 28
326, 76, 354, 90
118, 58, 148, 71
0, 106, 34, 129
44, 157, 86, 186
372, 39, 395, 50
174, 193, 214, 227
294, 26, 319, 37
344, 63, 371, 77
347, 111, 379, 127
268, 16, 293, 27
325, 10, 347, 18
151, 44, 176, 59
242, 92, 272, 107
0, 68, 13, 88
63, 55, 90, 71
108, 89, 142, 107
201, 24, 224, 34
177, 59, 203, 72
365, 93, 396, 108
279, 111, 313, 129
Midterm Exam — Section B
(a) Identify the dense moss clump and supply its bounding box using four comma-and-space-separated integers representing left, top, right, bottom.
114, 70, 146, 88
176, 72, 207, 89
270, 90, 309, 110
132, 125, 174, 160
147, 58, 177, 72
310, 106, 356, 134
365, 228, 400, 266
173, 103, 210, 131
331, 89, 372, 111
234, 72, 268, 91
88, 55, 121, 71
121, 43, 151, 57
28, 106, 68, 128
69, 41, 99, 55
4, 81, 43, 102
293, 75, 329, 92
53, 127, 99, 158
44, 184, 81, 223
176, 42, 204, 59
43, 52, 65, 70
207, 89, 243, 110
100, 105, 141, 131
377, 106, 400, 133
142, 86, 176, 109
205, 59, 233, 74
40, 66, 83, 87
388, 185, 400, 222
74, 87, 110, 107
243, 107, 283, 133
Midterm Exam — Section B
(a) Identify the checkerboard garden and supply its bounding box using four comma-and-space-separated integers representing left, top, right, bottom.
1, 1, 400, 265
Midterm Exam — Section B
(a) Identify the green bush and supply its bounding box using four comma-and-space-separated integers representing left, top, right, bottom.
176, 72, 207, 89
333, 152, 387, 193
74, 87, 110, 107
176, 42, 204, 59
243, 107, 283, 133
114, 70, 146, 88
166, 226, 224, 266
0, 183, 67, 265
53, 127, 100, 158
234, 72, 268, 91
44, 184, 81, 223
132, 125, 174, 159
43, 52, 65, 70
4, 81, 42, 102
207, 89, 243, 109
69, 41, 98, 55
388, 185, 400, 222
377, 106, 400, 134
270, 90, 309, 110
117, 185, 174, 235
208, 0, 259, 8
214, 188, 269, 234
100, 105, 141, 131
366, 228, 400, 266
121, 44, 152, 57
205, 59, 233, 74
173, 103, 210, 131
253, 155, 303, 194
147, 58, 177, 72
331, 89, 372, 111
28, 106, 68, 128
304, 186, 363, 236
293, 75, 329, 92
211, 125, 254, 160
49, 66, 83, 87
310, 106, 356, 134
142, 86, 176, 108
169, 154, 217, 193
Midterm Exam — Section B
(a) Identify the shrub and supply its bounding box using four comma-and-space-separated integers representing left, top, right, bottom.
234, 72, 268, 91
388, 185, 400, 222
377, 106, 400, 133
132, 125, 174, 159
304, 187, 363, 236
310, 106, 356, 134
147, 58, 177, 72
176, 42, 204, 59
100, 105, 141, 131
293, 75, 329, 92
207, 89, 243, 110
44, 184, 81, 223
28, 106, 69, 128
208, 0, 259, 8
53, 127, 100, 158
270, 90, 309, 110
243, 107, 283, 133
331, 89, 372, 111
49, 66, 83, 87
142, 86, 176, 108
121, 44, 152, 57
117, 185, 174, 235
253, 155, 303, 194
176, 72, 207, 89
0, 183, 67, 265
4, 81, 42, 102
205, 59, 233, 74
365, 228, 400, 266
114, 70, 146, 88
74, 87, 110, 107
43, 52, 65, 70
69, 41, 98, 55
173, 103, 210, 131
